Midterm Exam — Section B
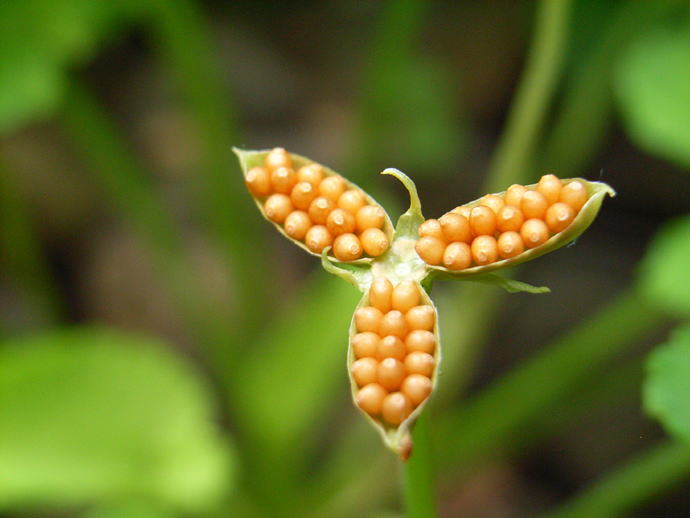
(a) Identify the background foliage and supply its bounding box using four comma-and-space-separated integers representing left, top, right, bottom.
1, 1, 690, 517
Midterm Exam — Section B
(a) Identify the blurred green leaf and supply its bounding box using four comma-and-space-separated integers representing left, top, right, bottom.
0, 327, 233, 512
637, 213, 690, 317
84, 501, 178, 518
644, 323, 690, 442
0, 0, 147, 132
615, 20, 690, 169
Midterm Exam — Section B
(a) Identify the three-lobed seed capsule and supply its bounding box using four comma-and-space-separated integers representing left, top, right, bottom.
245, 148, 391, 261
351, 279, 436, 426
415, 175, 586, 270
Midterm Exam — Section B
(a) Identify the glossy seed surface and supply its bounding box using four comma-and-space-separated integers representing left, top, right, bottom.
382, 392, 412, 425
414, 174, 591, 270
352, 280, 437, 425
244, 151, 393, 261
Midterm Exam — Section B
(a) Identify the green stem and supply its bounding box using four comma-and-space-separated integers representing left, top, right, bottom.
403, 413, 437, 518
148, 0, 272, 335
436, 288, 665, 473
484, 0, 572, 192
59, 79, 233, 366
350, 0, 428, 183
539, 0, 675, 178
0, 163, 63, 329
539, 441, 690, 518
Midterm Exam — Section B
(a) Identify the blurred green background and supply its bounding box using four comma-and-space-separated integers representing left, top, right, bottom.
2, 0, 690, 517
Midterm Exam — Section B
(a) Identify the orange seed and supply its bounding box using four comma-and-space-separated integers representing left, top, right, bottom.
440, 213, 472, 243
376, 335, 406, 361
415, 236, 445, 265
418, 219, 445, 240
505, 184, 527, 207
284, 210, 312, 240
470, 206, 497, 236
391, 281, 420, 313
369, 277, 394, 313
356, 205, 386, 232
377, 358, 406, 391
265, 147, 292, 170
319, 175, 347, 202
405, 351, 435, 377
338, 189, 366, 214
308, 196, 335, 224
304, 225, 333, 253
245, 166, 271, 197
405, 305, 435, 331
545, 202, 575, 232
382, 392, 412, 425
521, 190, 548, 220
537, 174, 563, 204
297, 163, 324, 186
354, 306, 383, 333
326, 208, 356, 236
471, 235, 498, 265
356, 383, 386, 416
333, 233, 363, 261
496, 205, 524, 232
480, 194, 505, 214
290, 181, 317, 210
405, 330, 435, 354
560, 180, 588, 212
379, 310, 408, 339
401, 374, 432, 405
264, 194, 293, 223
497, 231, 524, 259
351, 357, 378, 387
521, 219, 550, 248
443, 241, 472, 270
360, 228, 389, 257
270, 166, 297, 194
352, 332, 380, 359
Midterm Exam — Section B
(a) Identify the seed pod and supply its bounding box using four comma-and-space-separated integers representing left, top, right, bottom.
237, 148, 394, 263
413, 177, 615, 278
348, 279, 440, 458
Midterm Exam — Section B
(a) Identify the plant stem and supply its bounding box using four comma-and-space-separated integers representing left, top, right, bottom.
59, 79, 232, 365
539, 0, 674, 178
403, 413, 437, 518
539, 441, 690, 518
436, 288, 666, 473
148, 0, 272, 336
0, 162, 63, 329
484, 0, 572, 193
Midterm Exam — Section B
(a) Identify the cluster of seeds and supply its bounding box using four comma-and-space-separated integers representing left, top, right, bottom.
245, 147, 390, 261
415, 175, 589, 270
351, 279, 436, 426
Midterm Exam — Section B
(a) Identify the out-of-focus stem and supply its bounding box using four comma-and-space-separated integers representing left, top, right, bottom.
539, 441, 690, 518
436, 288, 665, 472
60, 79, 233, 366
0, 163, 63, 329
403, 413, 438, 518
148, 0, 272, 336
484, 0, 573, 193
